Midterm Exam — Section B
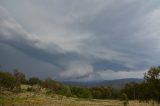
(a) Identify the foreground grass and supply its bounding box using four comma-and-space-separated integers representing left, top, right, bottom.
0, 91, 159, 106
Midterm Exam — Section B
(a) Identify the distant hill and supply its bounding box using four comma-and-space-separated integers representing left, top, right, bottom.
62, 78, 143, 89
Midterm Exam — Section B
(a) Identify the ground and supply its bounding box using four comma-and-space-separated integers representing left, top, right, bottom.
0, 91, 158, 106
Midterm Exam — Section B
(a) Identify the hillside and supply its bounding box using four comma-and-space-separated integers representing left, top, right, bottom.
62, 78, 143, 89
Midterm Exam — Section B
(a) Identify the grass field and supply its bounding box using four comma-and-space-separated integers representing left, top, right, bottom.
0, 91, 159, 106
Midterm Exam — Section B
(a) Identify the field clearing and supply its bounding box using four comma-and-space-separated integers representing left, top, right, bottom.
0, 92, 159, 106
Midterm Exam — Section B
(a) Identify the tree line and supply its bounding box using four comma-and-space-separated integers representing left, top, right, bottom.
121, 66, 160, 102
0, 66, 160, 102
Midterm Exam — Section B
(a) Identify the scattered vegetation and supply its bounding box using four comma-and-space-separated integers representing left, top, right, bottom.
0, 66, 160, 105
120, 93, 128, 106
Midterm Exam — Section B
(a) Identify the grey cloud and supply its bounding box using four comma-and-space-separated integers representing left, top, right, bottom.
1, 1, 160, 80
0, 6, 95, 80
68, 0, 160, 69
60, 61, 93, 80
0, 43, 59, 79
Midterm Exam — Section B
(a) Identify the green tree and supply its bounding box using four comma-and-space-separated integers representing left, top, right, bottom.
28, 77, 42, 85
0, 71, 15, 91
70, 86, 91, 98
13, 69, 26, 92
57, 86, 72, 97
42, 77, 60, 91
90, 86, 113, 99
144, 66, 160, 102
121, 82, 138, 100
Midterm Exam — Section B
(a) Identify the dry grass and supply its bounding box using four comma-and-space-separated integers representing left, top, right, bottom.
0, 91, 159, 106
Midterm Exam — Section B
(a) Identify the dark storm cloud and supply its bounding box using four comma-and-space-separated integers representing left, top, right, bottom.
0, 43, 60, 79
0, 7, 95, 80
0, 0, 160, 80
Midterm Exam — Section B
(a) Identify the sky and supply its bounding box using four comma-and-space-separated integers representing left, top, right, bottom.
0, 0, 160, 81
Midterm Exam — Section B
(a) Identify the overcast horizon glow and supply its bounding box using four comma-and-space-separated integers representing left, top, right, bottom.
0, 0, 160, 81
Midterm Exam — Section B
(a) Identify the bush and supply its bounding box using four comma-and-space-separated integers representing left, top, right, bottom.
120, 93, 128, 106
0, 72, 16, 91
27, 87, 32, 92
